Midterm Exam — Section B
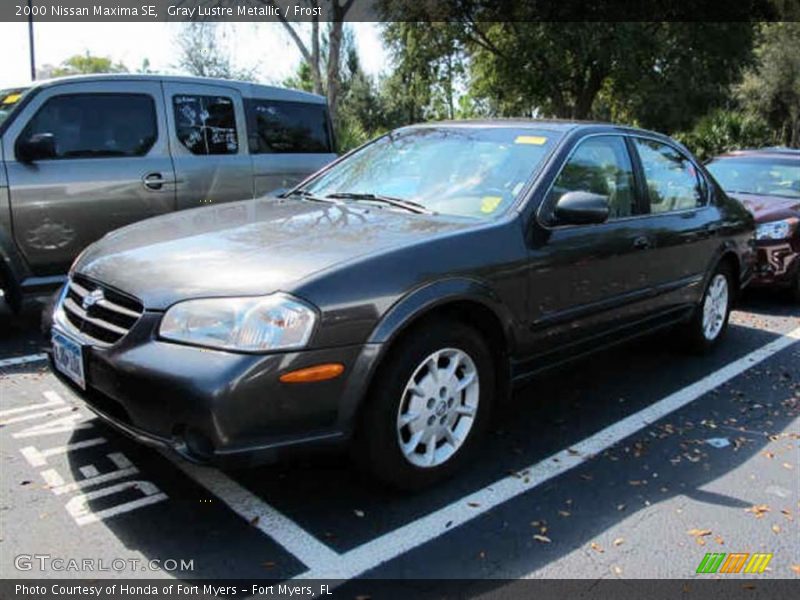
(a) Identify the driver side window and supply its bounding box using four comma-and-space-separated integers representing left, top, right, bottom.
548, 136, 636, 221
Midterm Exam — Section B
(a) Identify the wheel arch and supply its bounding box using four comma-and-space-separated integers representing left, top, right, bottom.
345, 279, 516, 433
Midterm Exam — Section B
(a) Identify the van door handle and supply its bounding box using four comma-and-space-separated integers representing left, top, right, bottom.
633, 236, 652, 250
142, 173, 174, 190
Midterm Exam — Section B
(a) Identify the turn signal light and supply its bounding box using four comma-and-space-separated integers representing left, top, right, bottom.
279, 363, 345, 383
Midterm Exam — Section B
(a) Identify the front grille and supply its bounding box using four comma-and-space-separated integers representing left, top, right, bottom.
60, 274, 143, 346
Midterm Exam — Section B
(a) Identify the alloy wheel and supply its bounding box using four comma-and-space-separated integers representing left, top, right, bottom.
396, 348, 480, 468
702, 273, 729, 341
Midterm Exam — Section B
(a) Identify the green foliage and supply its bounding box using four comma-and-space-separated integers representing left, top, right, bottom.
675, 110, 775, 160
51, 52, 128, 77
737, 22, 800, 147
174, 23, 256, 81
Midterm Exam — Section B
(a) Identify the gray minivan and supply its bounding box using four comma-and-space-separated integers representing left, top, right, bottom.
0, 75, 336, 312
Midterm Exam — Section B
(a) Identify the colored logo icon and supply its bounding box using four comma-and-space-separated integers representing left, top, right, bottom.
696, 553, 773, 574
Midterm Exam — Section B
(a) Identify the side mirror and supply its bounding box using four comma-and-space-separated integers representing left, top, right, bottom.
554, 191, 609, 225
16, 132, 57, 163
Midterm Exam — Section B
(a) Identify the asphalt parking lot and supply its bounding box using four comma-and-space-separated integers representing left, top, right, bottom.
1, 294, 798, 588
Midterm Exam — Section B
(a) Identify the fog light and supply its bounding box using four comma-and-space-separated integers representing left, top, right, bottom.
279, 363, 345, 383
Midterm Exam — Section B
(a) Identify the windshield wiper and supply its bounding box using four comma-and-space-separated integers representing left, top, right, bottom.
324, 192, 435, 215
283, 188, 334, 203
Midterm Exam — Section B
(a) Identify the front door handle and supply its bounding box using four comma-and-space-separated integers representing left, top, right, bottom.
633, 236, 652, 250
142, 173, 174, 191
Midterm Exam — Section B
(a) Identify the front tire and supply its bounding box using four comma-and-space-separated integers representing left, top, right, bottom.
679, 262, 734, 353
358, 319, 495, 491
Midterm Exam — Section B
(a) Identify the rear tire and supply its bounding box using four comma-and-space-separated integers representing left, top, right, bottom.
678, 261, 734, 354
790, 270, 800, 304
357, 319, 495, 491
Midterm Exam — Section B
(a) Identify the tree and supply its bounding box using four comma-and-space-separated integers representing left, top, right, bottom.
381, 22, 467, 124
675, 109, 774, 160
465, 22, 755, 132
378, 2, 757, 133
262, 0, 356, 124
51, 52, 128, 77
738, 22, 800, 147
174, 22, 256, 81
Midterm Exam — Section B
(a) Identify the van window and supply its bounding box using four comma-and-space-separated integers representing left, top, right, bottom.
246, 99, 332, 154
173, 95, 238, 155
20, 93, 156, 159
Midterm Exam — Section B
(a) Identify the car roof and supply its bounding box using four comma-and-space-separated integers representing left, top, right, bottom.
713, 148, 800, 160
21, 73, 327, 104
402, 119, 674, 139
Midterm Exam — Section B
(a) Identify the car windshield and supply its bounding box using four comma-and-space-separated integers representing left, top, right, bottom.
707, 156, 800, 199
302, 126, 560, 219
0, 87, 29, 127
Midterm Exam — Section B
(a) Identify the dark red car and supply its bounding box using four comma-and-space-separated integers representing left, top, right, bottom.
707, 148, 800, 301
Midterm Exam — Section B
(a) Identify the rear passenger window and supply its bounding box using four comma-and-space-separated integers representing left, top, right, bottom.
173, 95, 238, 155
20, 94, 156, 159
548, 136, 637, 220
246, 99, 332, 154
634, 138, 704, 213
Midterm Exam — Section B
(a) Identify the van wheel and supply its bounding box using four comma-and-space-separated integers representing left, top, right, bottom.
679, 262, 734, 353
358, 319, 494, 491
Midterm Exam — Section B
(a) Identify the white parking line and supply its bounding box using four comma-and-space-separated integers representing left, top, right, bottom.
297, 325, 800, 581
170, 459, 341, 570
0, 353, 47, 368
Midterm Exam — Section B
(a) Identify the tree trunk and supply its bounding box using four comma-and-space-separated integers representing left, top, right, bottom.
327, 18, 344, 125
310, 17, 323, 96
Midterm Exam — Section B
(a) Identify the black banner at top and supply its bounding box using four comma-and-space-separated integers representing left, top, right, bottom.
0, 0, 798, 23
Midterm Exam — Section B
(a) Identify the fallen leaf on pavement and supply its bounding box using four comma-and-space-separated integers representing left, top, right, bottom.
745, 504, 770, 518
467, 502, 481, 508
354, 509, 365, 518
590, 542, 604, 553
612, 566, 623, 575
782, 462, 793, 470
533, 534, 551, 543
250, 516, 260, 526
613, 537, 624, 547
687, 529, 712, 537
558, 510, 571, 517
714, 535, 725, 545
790, 565, 800, 575
772, 524, 781, 534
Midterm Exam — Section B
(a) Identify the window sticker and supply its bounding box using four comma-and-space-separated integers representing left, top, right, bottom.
480, 196, 503, 213
2, 93, 21, 104
515, 135, 547, 145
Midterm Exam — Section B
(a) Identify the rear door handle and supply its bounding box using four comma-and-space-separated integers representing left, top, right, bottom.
633, 236, 652, 250
142, 172, 175, 191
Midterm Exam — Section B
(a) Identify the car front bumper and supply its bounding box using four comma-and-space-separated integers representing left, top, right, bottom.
751, 237, 800, 289
44, 309, 382, 467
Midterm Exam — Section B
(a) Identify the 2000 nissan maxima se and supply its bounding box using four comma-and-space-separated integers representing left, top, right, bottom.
45, 121, 755, 489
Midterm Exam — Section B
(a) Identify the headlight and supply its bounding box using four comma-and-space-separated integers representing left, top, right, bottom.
755, 218, 797, 241
159, 293, 317, 352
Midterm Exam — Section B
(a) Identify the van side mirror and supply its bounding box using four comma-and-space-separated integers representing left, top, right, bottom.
16, 132, 57, 163
554, 191, 609, 225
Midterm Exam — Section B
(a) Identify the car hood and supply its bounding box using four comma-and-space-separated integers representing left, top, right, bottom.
75, 197, 473, 309
730, 193, 800, 223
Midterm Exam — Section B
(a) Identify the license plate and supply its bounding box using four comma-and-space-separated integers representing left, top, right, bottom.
52, 329, 86, 390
